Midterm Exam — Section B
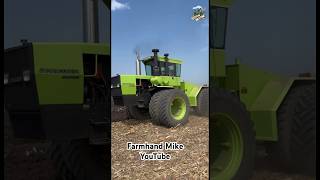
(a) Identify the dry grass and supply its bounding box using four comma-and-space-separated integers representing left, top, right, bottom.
111, 114, 209, 180
5, 107, 313, 180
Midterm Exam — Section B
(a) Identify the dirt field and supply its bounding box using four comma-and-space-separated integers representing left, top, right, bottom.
4, 108, 316, 180
111, 107, 315, 180
4, 110, 56, 180
111, 115, 209, 179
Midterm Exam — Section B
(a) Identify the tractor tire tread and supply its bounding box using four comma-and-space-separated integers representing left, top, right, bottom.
268, 83, 315, 175
194, 88, 209, 117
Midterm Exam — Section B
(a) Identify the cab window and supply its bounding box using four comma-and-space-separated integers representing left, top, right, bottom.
168, 64, 175, 76
210, 6, 228, 49
145, 64, 152, 76
176, 64, 181, 77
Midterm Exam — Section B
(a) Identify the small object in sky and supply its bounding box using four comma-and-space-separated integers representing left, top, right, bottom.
192, 5, 206, 21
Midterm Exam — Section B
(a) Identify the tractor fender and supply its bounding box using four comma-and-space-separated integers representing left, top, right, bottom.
274, 77, 315, 113
181, 82, 207, 107
195, 85, 208, 97
250, 77, 315, 141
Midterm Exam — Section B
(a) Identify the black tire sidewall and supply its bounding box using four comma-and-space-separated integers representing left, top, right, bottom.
195, 88, 209, 117
50, 140, 107, 180
210, 88, 255, 180
267, 83, 316, 175
149, 90, 166, 125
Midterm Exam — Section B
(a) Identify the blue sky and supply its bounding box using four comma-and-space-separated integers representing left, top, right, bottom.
111, 0, 208, 85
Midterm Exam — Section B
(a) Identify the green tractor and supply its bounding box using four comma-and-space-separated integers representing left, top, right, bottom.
111, 49, 208, 127
4, 0, 111, 180
210, 0, 316, 179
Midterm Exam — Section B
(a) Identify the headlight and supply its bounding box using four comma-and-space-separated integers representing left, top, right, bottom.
4, 73, 8, 85
23, 70, 31, 82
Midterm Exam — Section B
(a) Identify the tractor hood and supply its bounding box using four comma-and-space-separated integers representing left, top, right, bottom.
111, 74, 182, 95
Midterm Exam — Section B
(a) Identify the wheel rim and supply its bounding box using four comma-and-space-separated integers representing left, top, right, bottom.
211, 113, 244, 180
170, 97, 187, 121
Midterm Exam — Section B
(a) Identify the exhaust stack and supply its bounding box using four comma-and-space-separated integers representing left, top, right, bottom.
135, 50, 142, 75
82, 0, 99, 42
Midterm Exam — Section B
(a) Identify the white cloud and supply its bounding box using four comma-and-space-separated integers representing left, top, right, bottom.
112, 0, 130, 11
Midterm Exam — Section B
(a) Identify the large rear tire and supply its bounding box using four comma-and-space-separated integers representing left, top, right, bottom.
149, 89, 190, 127
49, 139, 107, 180
194, 88, 209, 117
267, 83, 316, 175
149, 90, 166, 125
210, 88, 255, 180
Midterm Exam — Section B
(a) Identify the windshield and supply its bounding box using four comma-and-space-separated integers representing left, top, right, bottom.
145, 64, 152, 76
210, 6, 228, 49
168, 64, 175, 76
144, 62, 181, 77
176, 64, 181, 77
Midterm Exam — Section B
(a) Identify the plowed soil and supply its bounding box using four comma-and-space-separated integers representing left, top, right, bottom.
4, 108, 315, 180
111, 114, 209, 179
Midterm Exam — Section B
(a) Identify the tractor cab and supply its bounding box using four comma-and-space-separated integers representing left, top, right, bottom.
141, 49, 182, 77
